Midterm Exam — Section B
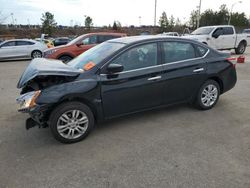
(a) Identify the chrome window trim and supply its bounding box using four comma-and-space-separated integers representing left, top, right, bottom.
100, 42, 210, 76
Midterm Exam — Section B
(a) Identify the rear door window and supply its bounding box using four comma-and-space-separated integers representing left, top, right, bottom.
16, 41, 34, 46
223, 27, 234, 35
162, 42, 196, 63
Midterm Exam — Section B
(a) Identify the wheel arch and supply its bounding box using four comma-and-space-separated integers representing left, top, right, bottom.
239, 40, 247, 46
31, 49, 42, 56
208, 76, 224, 94
49, 96, 99, 122
57, 53, 74, 59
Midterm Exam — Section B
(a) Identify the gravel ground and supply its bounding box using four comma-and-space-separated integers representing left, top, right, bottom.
0, 48, 250, 188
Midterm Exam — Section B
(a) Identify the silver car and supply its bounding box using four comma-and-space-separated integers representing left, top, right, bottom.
0, 39, 47, 61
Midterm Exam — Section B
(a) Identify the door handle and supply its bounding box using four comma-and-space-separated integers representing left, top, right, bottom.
193, 68, 204, 73
148, 76, 162, 81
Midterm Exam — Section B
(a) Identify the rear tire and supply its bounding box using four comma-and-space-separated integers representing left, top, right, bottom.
31, 50, 42, 58
58, 55, 73, 63
49, 102, 94, 144
235, 41, 246, 54
194, 80, 220, 110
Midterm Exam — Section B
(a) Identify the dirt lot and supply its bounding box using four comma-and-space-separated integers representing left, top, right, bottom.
0, 48, 250, 188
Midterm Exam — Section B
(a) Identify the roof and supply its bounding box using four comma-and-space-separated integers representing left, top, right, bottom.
198, 25, 234, 28
108, 35, 183, 44
3, 39, 37, 42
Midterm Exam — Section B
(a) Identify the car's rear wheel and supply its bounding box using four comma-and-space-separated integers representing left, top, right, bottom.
49, 102, 94, 144
31, 50, 42, 58
195, 80, 220, 110
235, 41, 246, 54
58, 55, 73, 63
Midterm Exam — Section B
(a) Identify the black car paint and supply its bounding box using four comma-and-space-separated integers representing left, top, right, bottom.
18, 37, 237, 126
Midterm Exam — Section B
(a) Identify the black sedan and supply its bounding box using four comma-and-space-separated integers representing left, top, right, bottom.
17, 36, 237, 143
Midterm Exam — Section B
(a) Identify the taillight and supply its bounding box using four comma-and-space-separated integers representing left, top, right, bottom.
226, 56, 245, 68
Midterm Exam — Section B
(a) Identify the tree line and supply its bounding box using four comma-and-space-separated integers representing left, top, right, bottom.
41, 4, 250, 35
159, 4, 249, 32
41, 12, 122, 35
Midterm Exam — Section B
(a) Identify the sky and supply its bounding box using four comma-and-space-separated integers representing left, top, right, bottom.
0, 0, 249, 26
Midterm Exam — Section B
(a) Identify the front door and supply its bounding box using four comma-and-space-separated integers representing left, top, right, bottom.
100, 42, 164, 118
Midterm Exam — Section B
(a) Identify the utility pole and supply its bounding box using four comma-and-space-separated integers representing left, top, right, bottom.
197, 0, 202, 28
154, 0, 157, 26
228, 1, 242, 25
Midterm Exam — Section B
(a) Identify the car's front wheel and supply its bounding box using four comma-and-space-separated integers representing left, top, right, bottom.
49, 102, 94, 144
195, 80, 220, 110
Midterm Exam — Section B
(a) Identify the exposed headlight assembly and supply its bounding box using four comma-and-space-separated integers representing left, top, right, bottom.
16, 90, 41, 112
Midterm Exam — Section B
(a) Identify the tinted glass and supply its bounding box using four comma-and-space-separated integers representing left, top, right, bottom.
82, 35, 97, 45
196, 45, 209, 57
98, 35, 114, 43
111, 43, 158, 71
16, 41, 34, 46
213, 28, 223, 36
223, 27, 234, 35
1, 41, 15, 47
163, 42, 196, 63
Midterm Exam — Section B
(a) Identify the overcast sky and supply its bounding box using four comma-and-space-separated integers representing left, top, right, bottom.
0, 0, 249, 26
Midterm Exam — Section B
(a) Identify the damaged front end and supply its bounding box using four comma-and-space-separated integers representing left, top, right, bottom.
16, 58, 82, 129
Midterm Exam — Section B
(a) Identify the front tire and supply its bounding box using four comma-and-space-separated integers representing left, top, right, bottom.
194, 80, 220, 110
49, 102, 94, 144
235, 41, 246, 54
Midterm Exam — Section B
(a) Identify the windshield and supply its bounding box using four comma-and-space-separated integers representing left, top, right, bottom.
68, 42, 126, 69
192, 27, 214, 35
67, 34, 87, 45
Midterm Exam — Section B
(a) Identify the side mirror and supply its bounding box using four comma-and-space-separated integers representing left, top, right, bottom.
107, 64, 124, 74
76, 42, 83, 47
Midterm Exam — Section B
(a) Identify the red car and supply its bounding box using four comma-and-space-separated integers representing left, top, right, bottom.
43, 32, 127, 63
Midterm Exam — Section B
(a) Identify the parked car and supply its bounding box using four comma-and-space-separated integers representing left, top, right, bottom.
242, 29, 250, 34
0, 39, 47, 61
184, 25, 250, 54
53, 37, 70, 47
35, 38, 54, 48
242, 29, 250, 39
159, 32, 179, 36
43, 33, 127, 63
17, 36, 237, 143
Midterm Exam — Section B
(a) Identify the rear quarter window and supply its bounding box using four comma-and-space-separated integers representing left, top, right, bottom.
196, 45, 209, 57
223, 27, 234, 35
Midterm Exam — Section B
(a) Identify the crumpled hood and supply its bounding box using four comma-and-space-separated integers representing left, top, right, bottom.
17, 58, 81, 88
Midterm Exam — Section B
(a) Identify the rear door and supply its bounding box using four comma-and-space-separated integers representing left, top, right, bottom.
160, 41, 208, 104
221, 27, 235, 49
15, 41, 34, 58
100, 42, 164, 118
